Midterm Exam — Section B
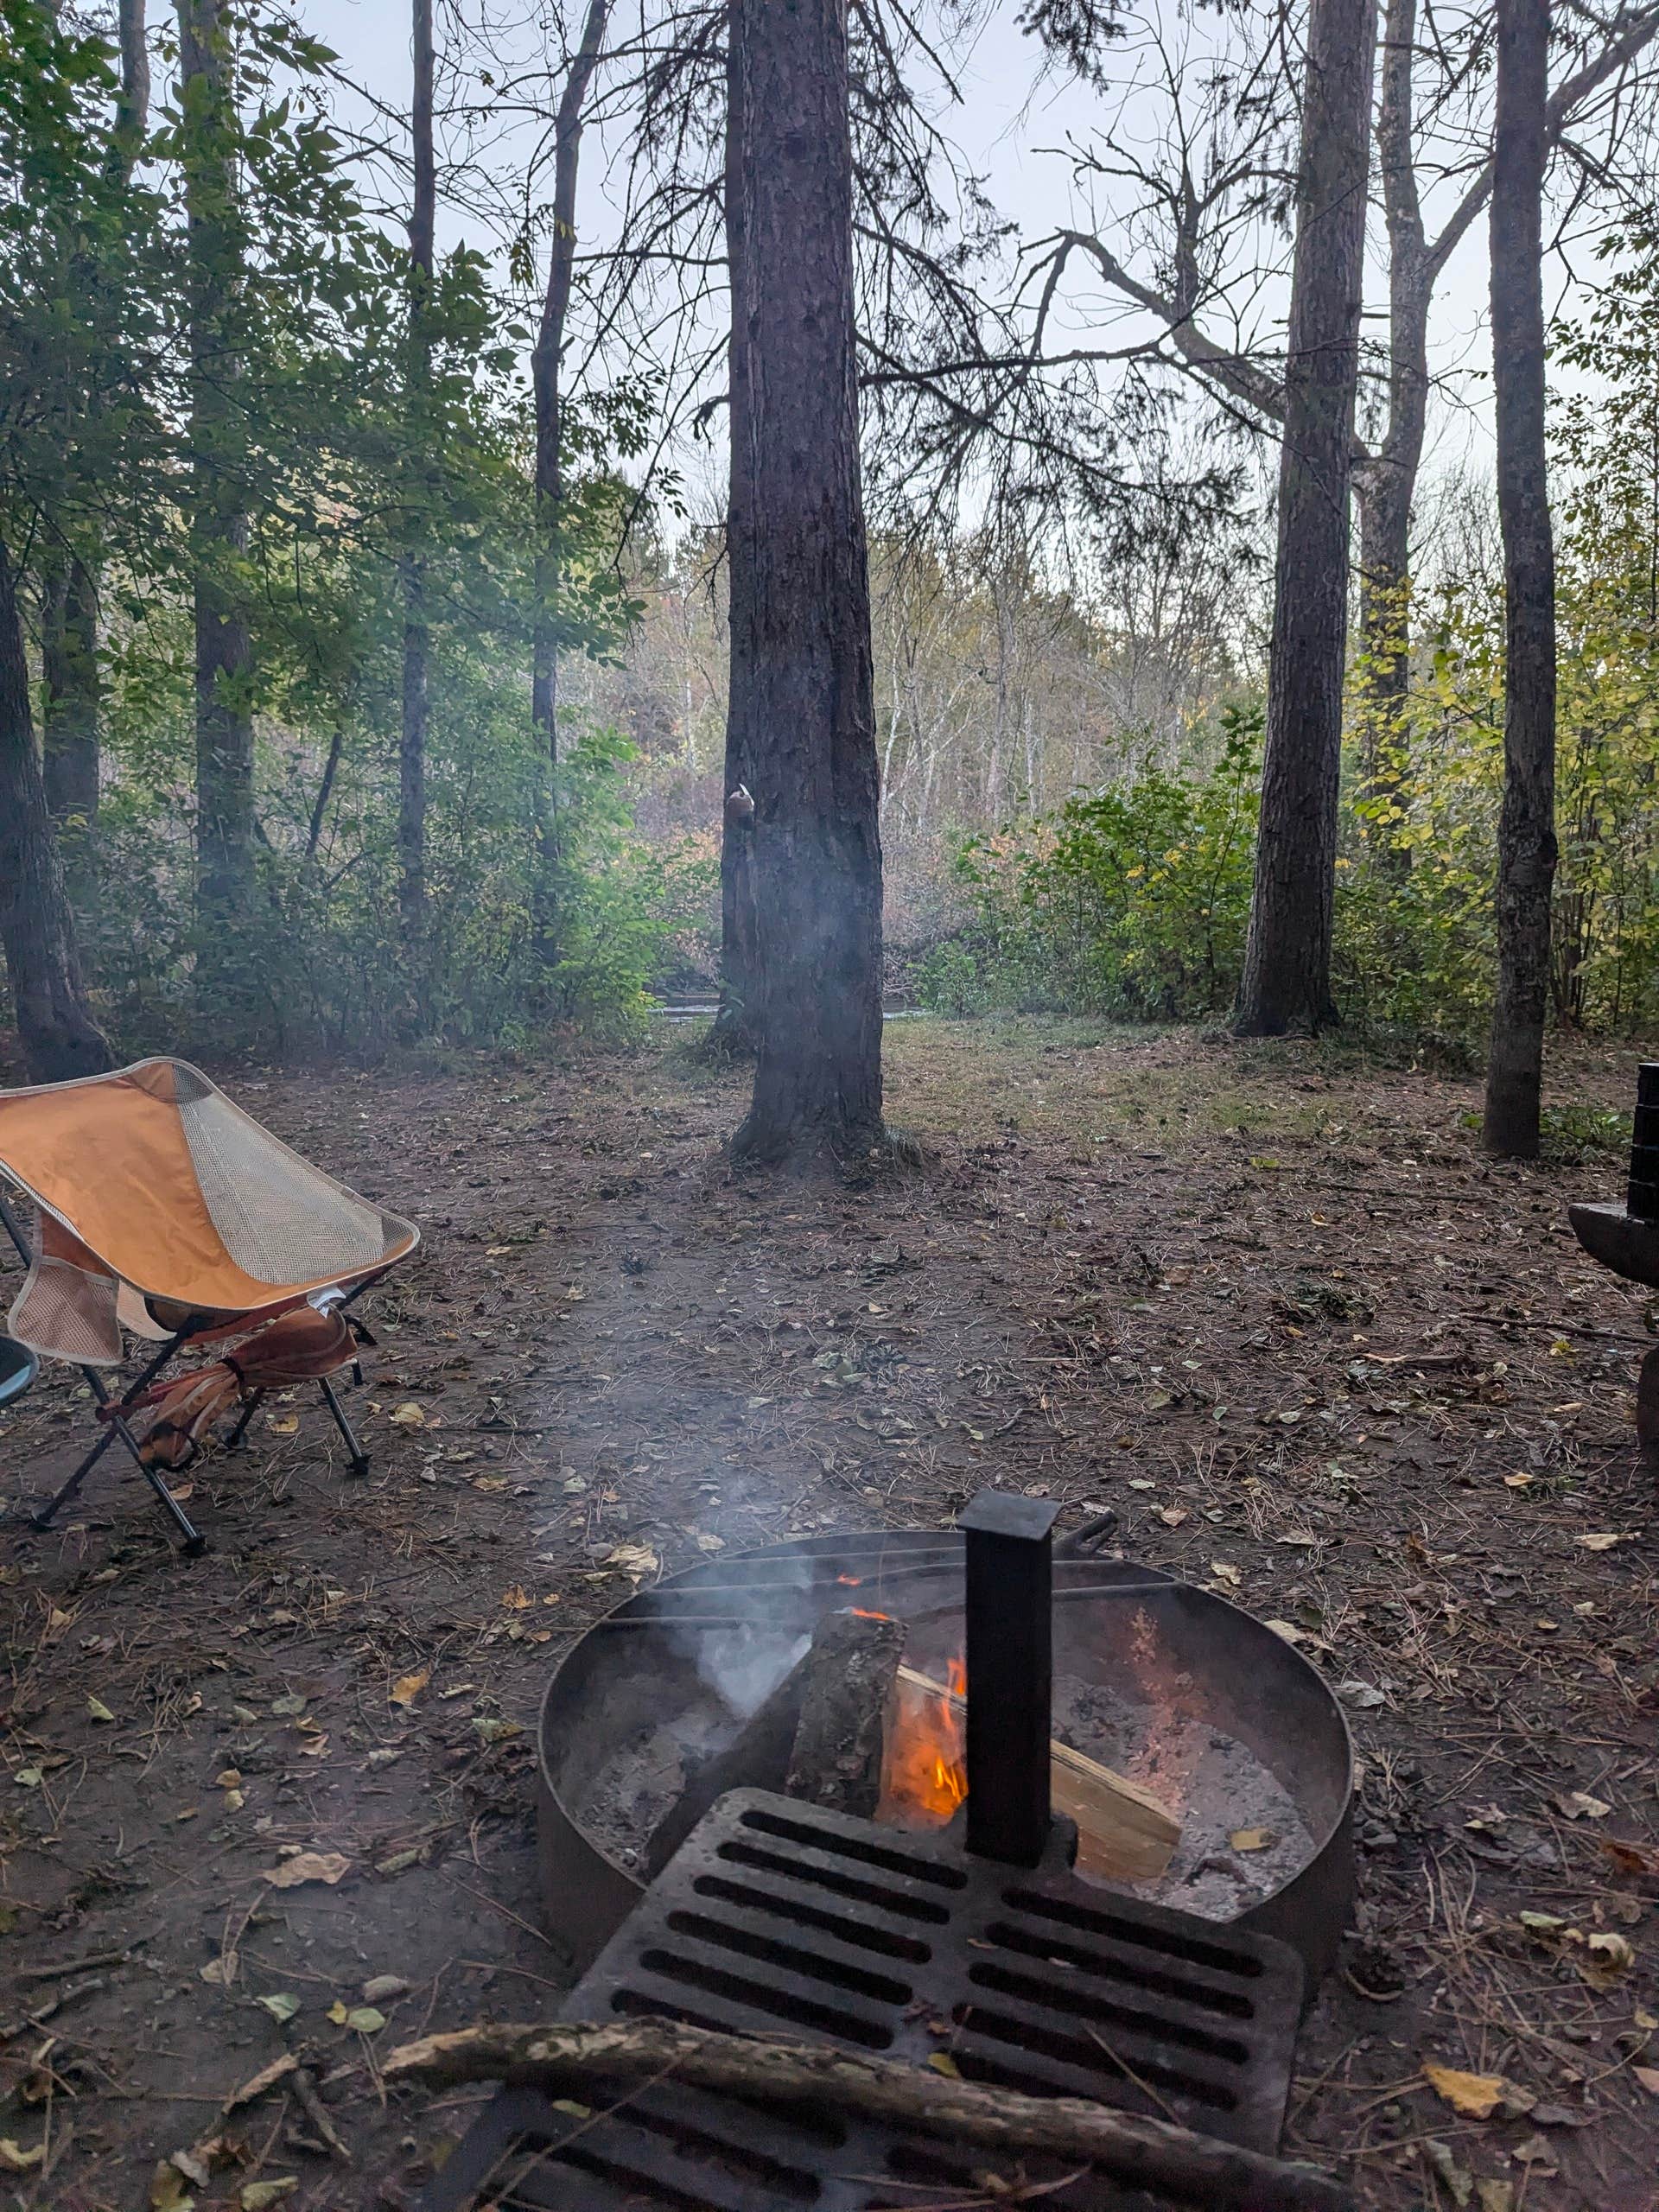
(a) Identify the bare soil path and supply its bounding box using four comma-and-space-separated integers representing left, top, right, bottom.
2, 1019, 1655, 2211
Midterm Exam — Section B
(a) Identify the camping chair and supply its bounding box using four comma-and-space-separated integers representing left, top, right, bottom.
0, 1058, 418, 1554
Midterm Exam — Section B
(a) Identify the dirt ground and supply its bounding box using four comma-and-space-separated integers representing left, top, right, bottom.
2, 1016, 1656, 2212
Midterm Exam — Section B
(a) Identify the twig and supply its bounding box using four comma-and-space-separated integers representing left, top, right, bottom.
384, 2018, 1354, 2212
292, 2066, 353, 2162
1449, 1310, 1650, 1346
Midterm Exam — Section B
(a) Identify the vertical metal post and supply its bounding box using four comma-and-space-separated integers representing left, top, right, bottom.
960, 1487, 1058, 1866
1630, 1062, 1659, 1219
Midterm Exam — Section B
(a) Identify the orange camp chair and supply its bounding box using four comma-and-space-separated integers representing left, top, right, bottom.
0, 1058, 418, 1553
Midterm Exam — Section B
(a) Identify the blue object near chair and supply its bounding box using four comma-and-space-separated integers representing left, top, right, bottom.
0, 1334, 37, 1408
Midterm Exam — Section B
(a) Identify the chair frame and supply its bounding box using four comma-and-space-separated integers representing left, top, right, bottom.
0, 1185, 378, 1555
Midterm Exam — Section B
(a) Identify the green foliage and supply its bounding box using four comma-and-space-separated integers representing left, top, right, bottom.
919, 705, 1262, 1018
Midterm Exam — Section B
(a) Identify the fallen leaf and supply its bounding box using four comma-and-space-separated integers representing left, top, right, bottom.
1423, 2063, 1508, 2120
1602, 1837, 1659, 1876
499, 1585, 532, 1611
267, 1412, 300, 1435
240, 2183, 298, 2211
1574, 1531, 1623, 1550
261, 1850, 350, 1890
1263, 1620, 1304, 1645
695, 1531, 726, 1551
1209, 1560, 1241, 1586
1157, 1505, 1190, 1528
1580, 1929, 1635, 1987
343, 2005, 385, 2034
928, 2052, 961, 2078
1518, 1910, 1567, 1934
361, 1974, 410, 2004
86, 1694, 116, 1723
1230, 1827, 1275, 1853
199, 1953, 238, 1986
1509, 2134, 1557, 2173
0, 2139, 45, 2173
389, 1667, 429, 1707
1554, 1790, 1611, 1821
607, 1543, 659, 1579
255, 1993, 300, 2024
149, 2163, 194, 2209
473, 1715, 521, 1745
1474, 2185, 1514, 2212
1631, 2066, 1659, 2096
389, 1402, 427, 1428
1425, 2139, 1473, 2209
13, 1766, 41, 1789
270, 1694, 307, 1718
215, 1767, 242, 1789
1336, 1681, 1388, 1710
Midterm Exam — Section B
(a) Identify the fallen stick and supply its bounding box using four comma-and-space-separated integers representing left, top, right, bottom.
384, 2018, 1353, 2212
893, 1665, 1180, 1884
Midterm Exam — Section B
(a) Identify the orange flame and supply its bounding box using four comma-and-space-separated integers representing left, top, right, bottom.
880, 1656, 968, 1827
836, 1573, 862, 1586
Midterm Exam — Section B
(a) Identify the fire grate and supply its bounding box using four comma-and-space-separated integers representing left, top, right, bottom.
418, 1788, 1306, 2211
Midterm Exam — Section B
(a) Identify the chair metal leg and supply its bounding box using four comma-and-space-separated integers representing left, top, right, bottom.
224, 1389, 267, 1452
320, 1376, 370, 1478
28, 1332, 204, 1553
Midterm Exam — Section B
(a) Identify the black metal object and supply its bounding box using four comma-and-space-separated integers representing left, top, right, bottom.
419, 1788, 1309, 2212
1568, 1063, 1659, 1452
1630, 1062, 1659, 1218
537, 1531, 1356, 1991
961, 1487, 1058, 1867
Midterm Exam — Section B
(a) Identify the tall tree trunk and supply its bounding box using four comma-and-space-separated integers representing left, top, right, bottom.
531, 0, 610, 976
728, 0, 884, 1164
0, 541, 111, 1084
1483, 0, 1557, 1156
1354, 0, 1428, 865
38, 0, 148, 912
179, 0, 256, 997
710, 10, 760, 1055
1234, 0, 1377, 1034
41, 553, 102, 875
399, 0, 435, 951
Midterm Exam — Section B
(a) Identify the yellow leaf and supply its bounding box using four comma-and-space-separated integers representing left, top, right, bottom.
1422, 2063, 1507, 2119
1580, 1930, 1635, 1987
86, 1694, 116, 1723
240, 2182, 297, 2211
1230, 1827, 1274, 1853
261, 1850, 350, 1890
149, 2163, 194, 2209
267, 1414, 300, 1436
0, 2139, 46, 2173
499, 1585, 532, 1611
390, 1669, 429, 1707
327, 2000, 348, 2024
389, 1402, 427, 1428
927, 2052, 961, 2078
1575, 1532, 1623, 1551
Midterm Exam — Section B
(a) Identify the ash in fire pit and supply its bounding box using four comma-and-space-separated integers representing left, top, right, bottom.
537, 1530, 1356, 1986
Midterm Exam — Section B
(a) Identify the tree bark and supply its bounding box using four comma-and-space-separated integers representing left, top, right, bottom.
0, 542, 112, 1084
41, 554, 102, 858
1234, 0, 1376, 1035
399, 0, 435, 950
1353, 0, 1429, 861
727, 0, 884, 1161
178, 0, 256, 989
530, 0, 610, 975
383, 2018, 1354, 2212
710, 14, 760, 1056
1483, 0, 1557, 1157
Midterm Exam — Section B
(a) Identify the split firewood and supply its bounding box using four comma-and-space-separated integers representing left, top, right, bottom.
785, 1606, 906, 1817
892, 1665, 1179, 1883
384, 2018, 1353, 2212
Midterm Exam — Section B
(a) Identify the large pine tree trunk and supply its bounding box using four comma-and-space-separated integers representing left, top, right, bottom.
179, 0, 256, 991
1234, 0, 1377, 1034
399, 0, 435, 952
0, 542, 111, 1084
1483, 0, 1557, 1157
727, 0, 884, 1162
709, 13, 760, 1057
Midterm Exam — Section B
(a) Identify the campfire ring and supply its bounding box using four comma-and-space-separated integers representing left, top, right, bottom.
537, 1528, 1356, 1990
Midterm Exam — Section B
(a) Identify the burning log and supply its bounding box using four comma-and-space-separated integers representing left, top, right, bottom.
785, 1606, 906, 1817
890, 1665, 1179, 1884
645, 1607, 899, 1875
385, 2018, 1354, 2212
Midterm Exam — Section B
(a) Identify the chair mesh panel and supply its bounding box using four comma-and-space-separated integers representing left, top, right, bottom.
10, 1256, 123, 1365
173, 1070, 395, 1288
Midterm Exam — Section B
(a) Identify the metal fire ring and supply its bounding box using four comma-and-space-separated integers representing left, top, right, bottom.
537, 1528, 1355, 1990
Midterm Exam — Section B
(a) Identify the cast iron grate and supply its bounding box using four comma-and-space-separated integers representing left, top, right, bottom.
417, 1789, 1306, 2211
